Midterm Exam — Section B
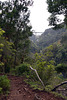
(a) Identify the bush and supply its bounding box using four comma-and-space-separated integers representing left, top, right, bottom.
55, 63, 67, 78
36, 62, 56, 85
15, 63, 30, 75
0, 75, 10, 94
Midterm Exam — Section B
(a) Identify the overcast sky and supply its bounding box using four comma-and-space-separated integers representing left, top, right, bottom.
1, 0, 50, 35
29, 0, 51, 35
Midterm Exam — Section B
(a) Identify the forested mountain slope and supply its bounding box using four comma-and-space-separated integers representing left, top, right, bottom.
30, 28, 67, 51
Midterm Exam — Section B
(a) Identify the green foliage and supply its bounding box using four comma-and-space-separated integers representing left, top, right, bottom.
37, 36, 67, 79
56, 38, 67, 64
29, 43, 66, 90
0, 0, 33, 65
47, 0, 67, 28
37, 63, 56, 85
0, 28, 15, 73
29, 31, 67, 95
26, 80, 43, 90
30, 41, 39, 53
0, 28, 4, 66
45, 85, 53, 91
56, 63, 67, 78
35, 44, 57, 63
32, 28, 67, 50
14, 63, 30, 75
34, 52, 57, 85
0, 29, 5, 37
0, 75, 10, 94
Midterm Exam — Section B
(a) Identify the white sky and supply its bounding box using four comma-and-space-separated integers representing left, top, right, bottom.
1, 0, 50, 35
29, 0, 51, 35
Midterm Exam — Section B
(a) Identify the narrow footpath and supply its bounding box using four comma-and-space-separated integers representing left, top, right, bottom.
3, 75, 66, 100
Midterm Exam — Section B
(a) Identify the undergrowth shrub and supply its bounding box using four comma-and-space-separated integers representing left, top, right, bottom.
35, 62, 56, 85
0, 75, 10, 94
28, 63, 64, 91
55, 63, 67, 78
14, 63, 30, 76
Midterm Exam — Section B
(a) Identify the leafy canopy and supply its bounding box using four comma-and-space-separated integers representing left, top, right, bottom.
47, 0, 67, 28
0, 0, 33, 64
0, 0, 33, 39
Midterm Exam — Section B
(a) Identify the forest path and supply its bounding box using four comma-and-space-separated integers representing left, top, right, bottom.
4, 75, 65, 100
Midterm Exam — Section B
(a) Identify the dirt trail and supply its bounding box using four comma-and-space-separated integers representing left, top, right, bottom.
2, 75, 66, 100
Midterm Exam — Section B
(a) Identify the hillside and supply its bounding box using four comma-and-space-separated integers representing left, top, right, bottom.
30, 28, 67, 51
37, 28, 67, 49
30, 34, 39, 53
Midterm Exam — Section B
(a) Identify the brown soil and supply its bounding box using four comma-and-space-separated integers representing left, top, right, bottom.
1, 75, 66, 100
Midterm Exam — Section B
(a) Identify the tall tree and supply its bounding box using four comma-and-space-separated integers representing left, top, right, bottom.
0, 0, 33, 64
0, 28, 14, 73
47, 0, 67, 29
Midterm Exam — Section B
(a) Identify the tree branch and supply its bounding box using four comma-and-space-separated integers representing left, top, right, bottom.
29, 66, 45, 90
52, 81, 67, 91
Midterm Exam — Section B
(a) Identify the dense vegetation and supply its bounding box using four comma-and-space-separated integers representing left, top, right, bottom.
0, 0, 33, 96
0, 0, 67, 99
0, 75, 10, 95
47, 0, 67, 29
30, 27, 67, 51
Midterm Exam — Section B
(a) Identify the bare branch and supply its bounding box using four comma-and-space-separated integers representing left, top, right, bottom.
30, 66, 45, 90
